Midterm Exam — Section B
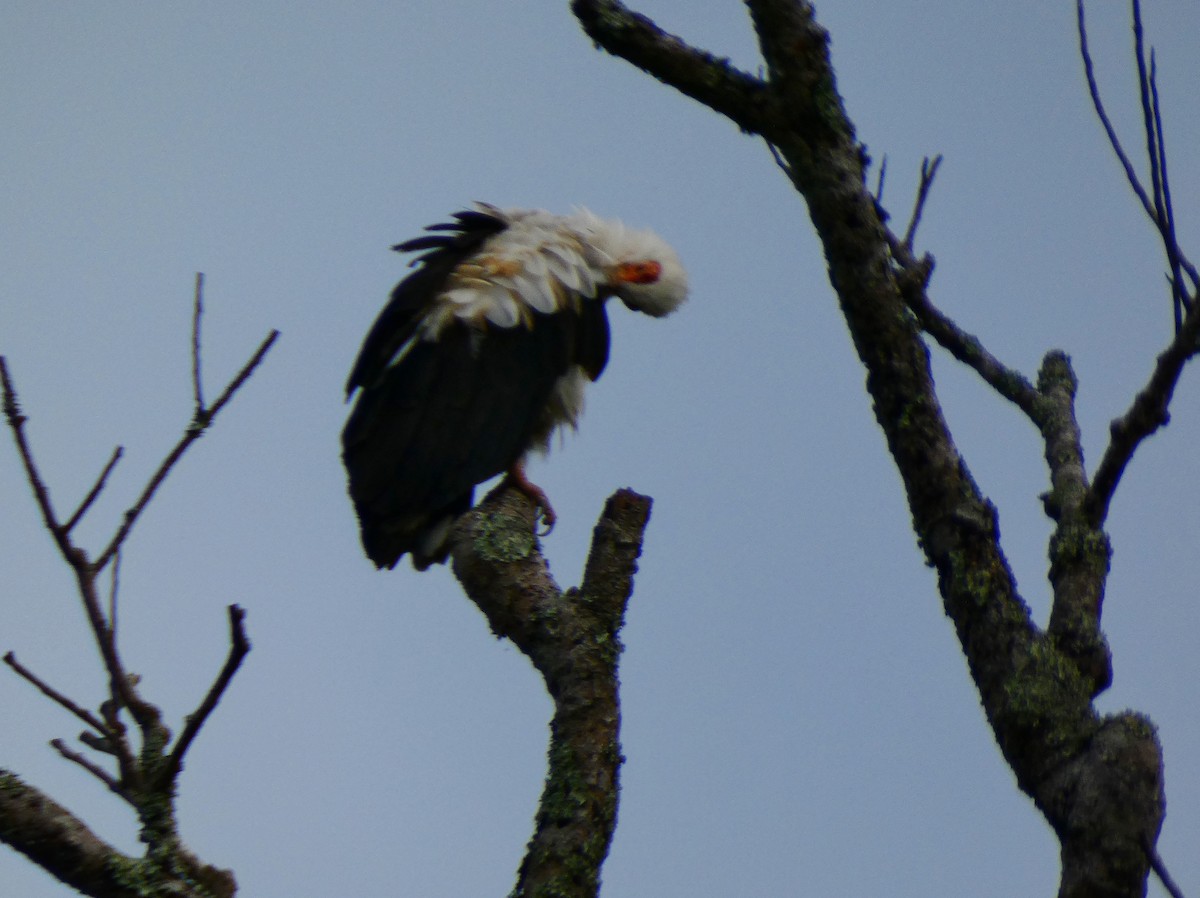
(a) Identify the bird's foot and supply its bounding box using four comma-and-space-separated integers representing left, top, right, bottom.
505, 460, 556, 536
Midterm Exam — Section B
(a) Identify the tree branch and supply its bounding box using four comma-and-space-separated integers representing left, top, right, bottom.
0, 357, 70, 553
1086, 298, 1200, 526
0, 770, 235, 898
4, 652, 109, 737
1077, 0, 1199, 304
0, 359, 147, 743
2, 281, 272, 896
92, 327, 279, 573
889, 238, 1041, 420
191, 272, 206, 414
1143, 835, 1187, 898
450, 484, 649, 898
1035, 354, 1113, 694
575, 1, 1165, 893
63, 446, 123, 536
49, 739, 129, 803
902, 155, 942, 251
570, 0, 775, 138
158, 605, 251, 788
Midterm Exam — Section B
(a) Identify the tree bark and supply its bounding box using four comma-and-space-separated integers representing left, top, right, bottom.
571, 2, 1168, 894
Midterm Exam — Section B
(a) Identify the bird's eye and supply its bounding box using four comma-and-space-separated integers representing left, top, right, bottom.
615, 260, 662, 285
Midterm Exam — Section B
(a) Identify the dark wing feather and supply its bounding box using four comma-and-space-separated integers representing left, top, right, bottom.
391, 234, 462, 254
345, 208, 507, 396
342, 303, 611, 570
576, 297, 610, 381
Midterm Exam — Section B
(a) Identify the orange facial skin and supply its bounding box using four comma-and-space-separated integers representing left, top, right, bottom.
615, 260, 663, 285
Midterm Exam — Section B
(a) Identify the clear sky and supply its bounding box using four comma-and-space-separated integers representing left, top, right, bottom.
2, 2, 1198, 896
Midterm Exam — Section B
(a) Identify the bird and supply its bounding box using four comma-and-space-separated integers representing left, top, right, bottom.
342, 202, 688, 570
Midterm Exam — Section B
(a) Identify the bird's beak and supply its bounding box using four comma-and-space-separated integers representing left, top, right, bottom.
614, 260, 663, 285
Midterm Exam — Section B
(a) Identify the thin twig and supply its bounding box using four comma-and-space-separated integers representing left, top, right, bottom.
1143, 833, 1187, 898
1, 359, 146, 771
1077, 0, 1157, 222
70, 555, 152, 756
1077, 0, 1199, 309
903, 155, 942, 250
64, 446, 123, 535
4, 652, 108, 736
49, 738, 130, 803
158, 605, 250, 788
766, 140, 792, 178
1131, 0, 1163, 225
192, 273, 205, 414
873, 155, 887, 207
108, 546, 121, 635
903, 280, 1040, 419
1147, 54, 1189, 327
1087, 295, 1200, 525
92, 329, 279, 573
0, 358, 67, 550
886, 225, 1041, 420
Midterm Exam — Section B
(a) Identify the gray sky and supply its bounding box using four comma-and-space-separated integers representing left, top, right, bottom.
2, 2, 1198, 895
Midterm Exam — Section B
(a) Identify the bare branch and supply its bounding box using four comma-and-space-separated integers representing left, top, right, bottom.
192, 272, 206, 414
571, 0, 775, 138
579, 488, 653, 607
159, 605, 251, 788
1143, 835, 1187, 898
0, 365, 154, 758
3, 652, 108, 737
1077, 0, 1199, 313
0, 358, 68, 552
882, 158, 1042, 419
0, 769, 236, 898
1077, 0, 1158, 223
63, 446, 123, 535
450, 485, 648, 897
68, 564, 146, 777
579, 2, 1168, 890
108, 546, 121, 634
0, 771, 125, 894
1087, 300, 1200, 525
3, 283, 267, 895
49, 739, 129, 802
766, 140, 793, 179
902, 155, 942, 251
1131, 0, 1162, 223
888, 236, 1041, 420
92, 328, 279, 573
1037, 353, 1113, 694
1147, 53, 1190, 328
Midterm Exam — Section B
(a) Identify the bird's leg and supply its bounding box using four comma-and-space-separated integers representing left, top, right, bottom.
504, 458, 556, 534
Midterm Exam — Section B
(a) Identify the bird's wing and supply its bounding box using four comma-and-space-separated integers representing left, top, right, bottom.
344, 208, 508, 396
342, 304, 607, 568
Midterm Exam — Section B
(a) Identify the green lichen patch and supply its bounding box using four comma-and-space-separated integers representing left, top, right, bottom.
475, 512, 536, 563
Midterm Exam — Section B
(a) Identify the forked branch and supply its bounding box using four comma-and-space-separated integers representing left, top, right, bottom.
159, 605, 251, 787
1077, 0, 1200, 525
451, 484, 650, 898
572, 1, 1168, 894
1, 277, 272, 897
92, 326, 279, 573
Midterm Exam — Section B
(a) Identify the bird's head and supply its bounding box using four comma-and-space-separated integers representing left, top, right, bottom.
572, 210, 689, 317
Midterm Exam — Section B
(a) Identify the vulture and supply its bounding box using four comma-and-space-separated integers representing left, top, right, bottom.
342, 203, 688, 569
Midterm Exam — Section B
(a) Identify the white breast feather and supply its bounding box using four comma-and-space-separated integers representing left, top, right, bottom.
420, 209, 609, 339
391, 205, 685, 456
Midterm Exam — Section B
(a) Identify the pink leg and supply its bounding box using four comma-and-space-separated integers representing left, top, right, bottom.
505, 458, 557, 531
